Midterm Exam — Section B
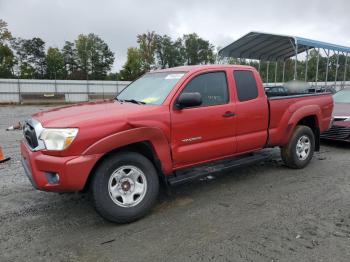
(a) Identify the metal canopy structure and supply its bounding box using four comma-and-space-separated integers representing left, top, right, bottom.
219, 32, 350, 61
219, 32, 350, 88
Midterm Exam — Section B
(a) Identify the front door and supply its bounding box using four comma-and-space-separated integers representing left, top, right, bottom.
170, 71, 236, 168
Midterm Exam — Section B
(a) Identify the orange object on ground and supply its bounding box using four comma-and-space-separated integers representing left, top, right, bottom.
0, 146, 10, 163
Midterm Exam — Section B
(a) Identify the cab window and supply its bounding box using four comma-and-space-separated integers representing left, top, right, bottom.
234, 70, 258, 102
180, 72, 229, 107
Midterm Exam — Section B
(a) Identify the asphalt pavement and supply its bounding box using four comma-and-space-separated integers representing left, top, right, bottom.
1, 105, 350, 262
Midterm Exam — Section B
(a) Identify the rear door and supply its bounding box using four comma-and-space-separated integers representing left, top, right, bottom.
232, 69, 269, 153
170, 70, 237, 168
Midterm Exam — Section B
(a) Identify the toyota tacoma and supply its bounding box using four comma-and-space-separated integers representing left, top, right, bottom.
21, 65, 333, 223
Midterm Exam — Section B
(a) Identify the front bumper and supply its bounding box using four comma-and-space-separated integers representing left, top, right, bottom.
21, 141, 101, 192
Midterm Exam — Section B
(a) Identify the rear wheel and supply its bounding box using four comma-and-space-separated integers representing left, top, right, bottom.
281, 125, 315, 169
92, 151, 159, 223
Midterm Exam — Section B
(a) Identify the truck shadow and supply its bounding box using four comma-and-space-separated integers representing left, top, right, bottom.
156, 154, 285, 210
33, 149, 291, 226
321, 139, 350, 149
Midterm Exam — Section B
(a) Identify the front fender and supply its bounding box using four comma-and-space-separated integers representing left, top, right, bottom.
82, 127, 173, 175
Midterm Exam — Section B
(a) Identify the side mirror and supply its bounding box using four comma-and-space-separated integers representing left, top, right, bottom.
176, 92, 202, 109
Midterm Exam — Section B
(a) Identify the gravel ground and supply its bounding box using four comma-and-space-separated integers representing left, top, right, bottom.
1, 105, 350, 262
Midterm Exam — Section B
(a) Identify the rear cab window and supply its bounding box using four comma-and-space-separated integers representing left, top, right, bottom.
233, 70, 259, 102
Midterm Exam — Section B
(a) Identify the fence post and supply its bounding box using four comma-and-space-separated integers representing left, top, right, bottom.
17, 77, 21, 104
86, 80, 90, 102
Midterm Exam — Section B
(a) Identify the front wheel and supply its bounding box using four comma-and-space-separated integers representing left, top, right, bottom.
281, 125, 315, 169
92, 151, 159, 223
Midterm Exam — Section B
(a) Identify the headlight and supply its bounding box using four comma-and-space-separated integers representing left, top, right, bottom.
39, 128, 78, 151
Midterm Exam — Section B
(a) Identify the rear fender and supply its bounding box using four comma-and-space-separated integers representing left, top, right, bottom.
82, 127, 173, 174
269, 105, 321, 146
282, 105, 321, 145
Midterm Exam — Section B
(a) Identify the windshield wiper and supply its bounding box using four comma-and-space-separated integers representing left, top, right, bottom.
115, 97, 124, 102
123, 99, 146, 105
115, 97, 146, 105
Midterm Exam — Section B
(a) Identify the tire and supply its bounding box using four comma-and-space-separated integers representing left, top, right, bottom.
92, 151, 159, 223
281, 125, 315, 169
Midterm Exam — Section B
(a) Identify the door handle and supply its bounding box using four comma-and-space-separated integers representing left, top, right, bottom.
223, 111, 236, 118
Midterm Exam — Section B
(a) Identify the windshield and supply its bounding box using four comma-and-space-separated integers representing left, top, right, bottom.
333, 89, 350, 103
117, 72, 185, 105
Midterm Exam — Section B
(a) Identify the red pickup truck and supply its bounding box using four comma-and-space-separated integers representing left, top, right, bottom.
21, 65, 333, 223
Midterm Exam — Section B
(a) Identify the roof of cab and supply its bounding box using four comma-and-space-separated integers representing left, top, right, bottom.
150, 64, 255, 74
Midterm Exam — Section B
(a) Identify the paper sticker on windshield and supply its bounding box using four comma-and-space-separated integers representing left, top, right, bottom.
165, 73, 184, 80
142, 97, 159, 103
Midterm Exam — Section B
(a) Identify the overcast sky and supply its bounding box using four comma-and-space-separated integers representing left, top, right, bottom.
1, 0, 349, 71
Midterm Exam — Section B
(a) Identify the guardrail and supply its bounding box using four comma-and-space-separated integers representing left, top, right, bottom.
0, 79, 131, 104
1, 78, 349, 104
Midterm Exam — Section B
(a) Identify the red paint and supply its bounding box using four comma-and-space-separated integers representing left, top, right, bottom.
21, 65, 333, 192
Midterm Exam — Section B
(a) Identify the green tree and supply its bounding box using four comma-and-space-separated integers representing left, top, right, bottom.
0, 45, 15, 77
62, 41, 77, 78
154, 34, 185, 68
183, 33, 215, 65
25, 37, 46, 78
118, 47, 144, 81
0, 19, 12, 45
0, 19, 14, 78
137, 31, 157, 70
75, 34, 91, 79
12, 37, 46, 78
75, 33, 115, 80
46, 47, 66, 79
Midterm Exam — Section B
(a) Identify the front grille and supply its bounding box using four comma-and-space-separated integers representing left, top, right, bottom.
321, 125, 350, 140
23, 123, 39, 148
334, 117, 349, 122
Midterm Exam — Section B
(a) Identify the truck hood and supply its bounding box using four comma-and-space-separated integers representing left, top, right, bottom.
32, 100, 159, 128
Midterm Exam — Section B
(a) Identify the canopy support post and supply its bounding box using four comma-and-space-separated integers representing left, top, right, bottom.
258, 60, 261, 73
343, 53, 348, 88
335, 51, 339, 86
325, 49, 330, 86
266, 61, 270, 85
282, 61, 286, 83
274, 61, 278, 86
315, 48, 320, 86
293, 41, 298, 80
305, 48, 309, 82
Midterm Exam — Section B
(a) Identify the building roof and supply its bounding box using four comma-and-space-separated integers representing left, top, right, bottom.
219, 32, 350, 61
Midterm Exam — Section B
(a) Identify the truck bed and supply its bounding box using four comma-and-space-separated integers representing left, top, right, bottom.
267, 93, 333, 147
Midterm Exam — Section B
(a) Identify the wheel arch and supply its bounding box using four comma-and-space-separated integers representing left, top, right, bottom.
81, 127, 173, 192
83, 141, 165, 192
282, 105, 322, 149
296, 115, 320, 151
